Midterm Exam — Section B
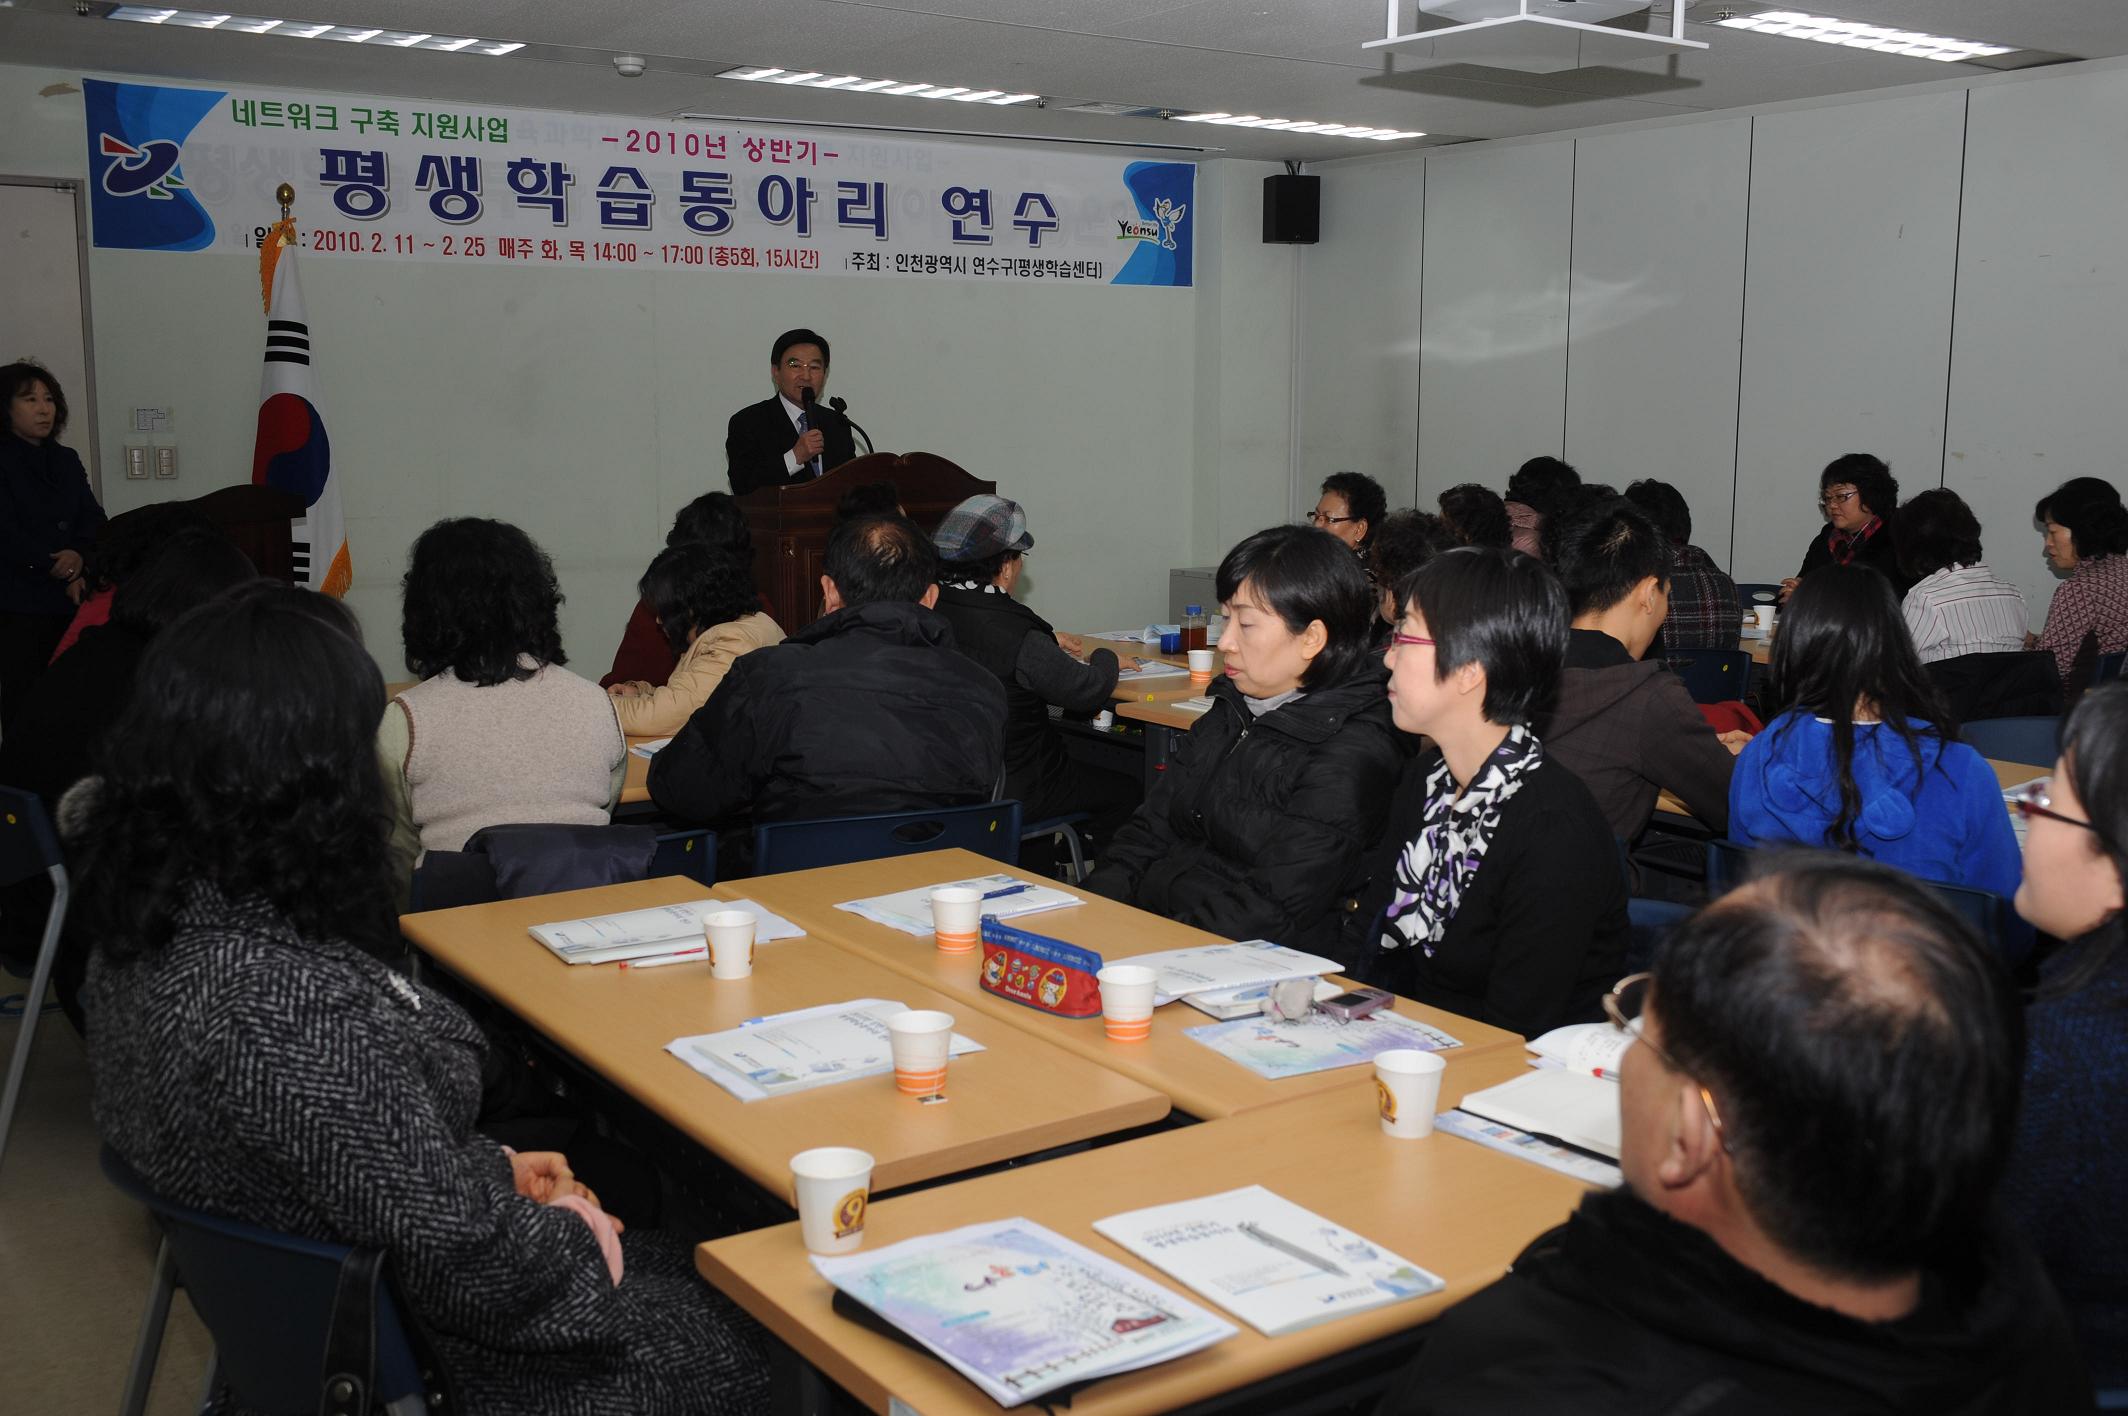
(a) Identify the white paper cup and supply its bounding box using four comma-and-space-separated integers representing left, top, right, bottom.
790, 1147, 874, 1254
929, 887, 982, 954
1097, 964, 1157, 1043
1187, 648, 1215, 685
1374, 1048, 1447, 1139
1752, 605, 1776, 633
704, 909, 756, 979
886, 1009, 955, 1095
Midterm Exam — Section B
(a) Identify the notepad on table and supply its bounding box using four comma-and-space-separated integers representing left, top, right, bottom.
1456, 1067, 1622, 1159
835, 874, 1081, 937
665, 998, 985, 1103
528, 897, 803, 965
1123, 940, 1342, 1007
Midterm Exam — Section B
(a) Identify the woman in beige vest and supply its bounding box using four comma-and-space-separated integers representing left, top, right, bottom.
607, 540, 783, 738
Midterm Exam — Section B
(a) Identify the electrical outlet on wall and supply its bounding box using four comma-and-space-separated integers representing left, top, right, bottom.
153, 445, 178, 480
124, 445, 149, 480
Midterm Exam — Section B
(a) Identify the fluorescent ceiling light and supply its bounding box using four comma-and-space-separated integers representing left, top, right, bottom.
1715, 9, 2013, 59
106, 6, 528, 54
720, 65, 1039, 105
1169, 109, 1425, 141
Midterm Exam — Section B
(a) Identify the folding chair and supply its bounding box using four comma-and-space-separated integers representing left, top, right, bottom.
0, 785, 68, 1180
1021, 812, 1091, 883
1662, 648, 1753, 705
102, 1146, 441, 1416
754, 800, 1023, 876
1960, 716, 2062, 768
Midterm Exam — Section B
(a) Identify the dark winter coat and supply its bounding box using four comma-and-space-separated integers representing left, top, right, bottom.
1540, 628, 1734, 840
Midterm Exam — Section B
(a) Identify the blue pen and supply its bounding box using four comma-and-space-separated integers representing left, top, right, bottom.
982, 884, 1034, 902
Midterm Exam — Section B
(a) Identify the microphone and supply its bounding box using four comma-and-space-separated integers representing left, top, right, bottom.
828, 396, 848, 416
799, 386, 822, 477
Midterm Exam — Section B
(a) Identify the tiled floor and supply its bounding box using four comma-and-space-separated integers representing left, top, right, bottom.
0, 991, 214, 1415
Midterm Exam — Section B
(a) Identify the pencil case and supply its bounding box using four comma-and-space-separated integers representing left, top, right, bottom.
977, 919, 1104, 1019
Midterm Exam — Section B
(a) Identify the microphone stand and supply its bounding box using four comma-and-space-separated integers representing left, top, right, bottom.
830, 396, 875, 457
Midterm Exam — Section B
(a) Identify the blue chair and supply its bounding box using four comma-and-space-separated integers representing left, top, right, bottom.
1707, 839, 2029, 964
647, 827, 717, 887
1626, 898, 1695, 975
1021, 812, 1091, 883
1662, 648, 1753, 705
102, 1146, 439, 1416
2095, 650, 2124, 687
1734, 581, 1784, 607
1960, 716, 2061, 767
754, 800, 1024, 876
0, 786, 67, 1181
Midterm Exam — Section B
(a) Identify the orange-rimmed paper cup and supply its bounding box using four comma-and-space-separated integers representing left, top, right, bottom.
930, 887, 982, 953
886, 1009, 954, 1095
1097, 963, 1157, 1044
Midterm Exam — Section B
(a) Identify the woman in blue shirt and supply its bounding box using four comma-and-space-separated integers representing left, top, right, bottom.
1729, 564, 2020, 902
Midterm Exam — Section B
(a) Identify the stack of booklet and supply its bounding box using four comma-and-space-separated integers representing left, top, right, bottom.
1124, 940, 1342, 1017
526, 898, 803, 966
666, 999, 984, 1103
1434, 1022, 1626, 1186
834, 874, 1081, 938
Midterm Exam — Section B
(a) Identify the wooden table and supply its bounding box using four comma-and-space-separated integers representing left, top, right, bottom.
1113, 696, 1212, 786
720, 849, 1526, 1122
399, 877, 1170, 1197
621, 737, 655, 805
697, 1047, 1586, 1416
1653, 757, 2047, 834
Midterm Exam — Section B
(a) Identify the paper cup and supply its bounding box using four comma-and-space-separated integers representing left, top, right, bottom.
1097, 964, 1157, 1043
929, 887, 982, 954
1752, 605, 1776, 634
704, 909, 756, 979
790, 1147, 873, 1254
1187, 648, 1215, 685
1374, 1048, 1447, 1139
886, 1009, 955, 1095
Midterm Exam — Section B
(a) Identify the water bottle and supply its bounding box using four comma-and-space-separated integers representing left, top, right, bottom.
1182, 604, 1208, 652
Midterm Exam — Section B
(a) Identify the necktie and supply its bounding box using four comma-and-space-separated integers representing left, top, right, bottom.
796, 409, 821, 478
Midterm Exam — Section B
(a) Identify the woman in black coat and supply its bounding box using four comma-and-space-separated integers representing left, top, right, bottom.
1089, 525, 1401, 956
1345, 546, 1627, 1039
74, 584, 768, 1415
0, 361, 105, 727
1780, 452, 1909, 601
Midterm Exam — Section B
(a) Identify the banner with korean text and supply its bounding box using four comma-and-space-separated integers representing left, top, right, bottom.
82, 78, 1194, 289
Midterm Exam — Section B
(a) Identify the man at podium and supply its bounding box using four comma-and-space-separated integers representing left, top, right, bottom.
725, 327, 857, 497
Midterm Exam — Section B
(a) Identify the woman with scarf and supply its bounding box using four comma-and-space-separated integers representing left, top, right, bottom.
1344, 545, 1628, 1038
1779, 452, 1910, 602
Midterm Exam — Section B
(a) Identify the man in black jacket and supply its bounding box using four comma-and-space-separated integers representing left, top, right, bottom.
930, 494, 1142, 868
1381, 858, 2096, 1416
724, 327, 858, 498
648, 512, 1005, 832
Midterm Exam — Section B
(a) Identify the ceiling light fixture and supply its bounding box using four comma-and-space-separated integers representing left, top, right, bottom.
1714, 10, 2014, 60
720, 66, 1039, 105
1170, 111, 1427, 141
105, 5, 525, 54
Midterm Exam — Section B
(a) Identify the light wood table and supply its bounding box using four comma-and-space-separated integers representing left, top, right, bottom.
721, 849, 1526, 1122
697, 1048, 1587, 1416
399, 877, 1170, 1197
621, 736, 656, 805
1653, 757, 2047, 833
1065, 630, 1220, 705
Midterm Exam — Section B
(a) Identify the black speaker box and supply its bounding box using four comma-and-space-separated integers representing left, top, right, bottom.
1262, 173, 1321, 245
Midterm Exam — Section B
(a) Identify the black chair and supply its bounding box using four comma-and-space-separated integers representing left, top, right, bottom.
102, 1146, 440, 1416
1021, 812, 1091, 883
1927, 650, 2062, 725
1961, 716, 2062, 767
1707, 839, 2030, 964
1625, 897, 1695, 974
1662, 648, 1753, 705
1734, 581, 1784, 607
2096, 650, 2125, 687
0, 785, 67, 1179
754, 800, 1023, 875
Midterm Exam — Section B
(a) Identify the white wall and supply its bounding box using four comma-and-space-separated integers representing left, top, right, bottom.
0, 63, 1297, 674
1297, 56, 2128, 628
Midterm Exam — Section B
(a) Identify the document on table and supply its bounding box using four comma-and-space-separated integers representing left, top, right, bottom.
811, 1218, 1236, 1407
1183, 1010, 1462, 1080
628, 736, 673, 759
1094, 1185, 1444, 1336
665, 999, 985, 1103
1124, 940, 1342, 1006
835, 874, 1082, 937
1116, 662, 1189, 682
1434, 1110, 1622, 1188
528, 897, 805, 965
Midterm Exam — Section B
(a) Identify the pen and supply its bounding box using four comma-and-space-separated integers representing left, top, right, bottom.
1236, 1222, 1347, 1277
1592, 1067, 1621, 1081
620, 947, 708, 969
981, 884, 1033, 902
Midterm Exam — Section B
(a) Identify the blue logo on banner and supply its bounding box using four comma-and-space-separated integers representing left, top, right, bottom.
1113, 162, 1194, 288
84, 79, 223, 251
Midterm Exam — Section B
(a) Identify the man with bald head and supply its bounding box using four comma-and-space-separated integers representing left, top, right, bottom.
1381, 856, 2094, 1414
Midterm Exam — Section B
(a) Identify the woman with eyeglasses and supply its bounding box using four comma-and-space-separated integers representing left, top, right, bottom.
2002, 683, 2128, 1388
1778, 452, 1910, 603
1342, 546, 1628, 1038
1308, 471, 1387, 557
1088, 524, 1401, 958
1729, 563, 2022, 903
2031, 476, 2128, 691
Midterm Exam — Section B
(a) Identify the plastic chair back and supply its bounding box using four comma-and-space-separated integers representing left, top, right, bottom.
2096, 650, 2125, 687
1959, 716, 2061, 768
648, 828, 716, 886
1706, 839, 2028, 963
100, 1146, 432, 1415
1662, 648, 1754, 705
1734, 582, 1784, 607
1626, 897, 1695, 975
409, 824, 717, 910
0, 784, 63, 891
754, 800, 1024, 876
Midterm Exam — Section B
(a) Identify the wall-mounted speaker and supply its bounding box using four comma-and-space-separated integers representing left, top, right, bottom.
1262, 174, 1321, 245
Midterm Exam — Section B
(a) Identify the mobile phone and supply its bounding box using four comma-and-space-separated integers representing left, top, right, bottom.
1315, 987, 1393, 1022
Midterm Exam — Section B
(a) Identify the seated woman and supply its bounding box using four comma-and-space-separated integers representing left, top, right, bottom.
1730, 564, 2021, 901
2032, 476, 2128, 690
1308, 471, 1387, 561
1781, 452, 1910, 601
1089, 524, 1401, 957
600, 491, 760, 689
607, 540, 783, 738
74, 584, 769, 1413
2002, 683, 2128, 1388
1343, 546, 1627, 1038
1894, 488, 2028, 665
1502, 455, 1579, 560
1435, 484, 1511, 551
1368, 510, 1454, 627
384, 518, 625, 857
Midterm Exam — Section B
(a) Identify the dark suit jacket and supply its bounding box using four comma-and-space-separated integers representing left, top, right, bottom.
725, 396, 856, 498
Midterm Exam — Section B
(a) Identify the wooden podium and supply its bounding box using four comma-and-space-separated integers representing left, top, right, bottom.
737, 452, 995, 633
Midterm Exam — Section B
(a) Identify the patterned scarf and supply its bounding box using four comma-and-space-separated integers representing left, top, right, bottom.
1383, 724, 1545, 955
1827, 516, 1882, 566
